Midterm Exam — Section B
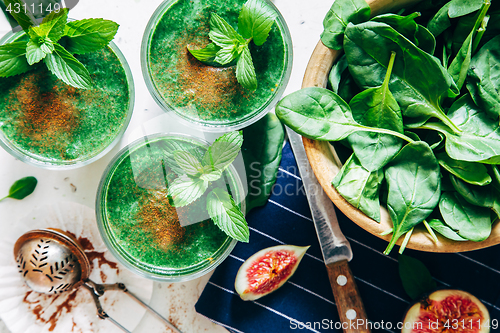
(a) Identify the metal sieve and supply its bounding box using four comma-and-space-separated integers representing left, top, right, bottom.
14, 228, 182, 333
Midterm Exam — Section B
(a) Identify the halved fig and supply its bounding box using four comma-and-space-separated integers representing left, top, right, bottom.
402, 289, 490, 333
235, 245, 309, 301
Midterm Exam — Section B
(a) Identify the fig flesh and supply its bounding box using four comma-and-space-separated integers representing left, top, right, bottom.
235, 244, 309, 301
402, 289, 490, 333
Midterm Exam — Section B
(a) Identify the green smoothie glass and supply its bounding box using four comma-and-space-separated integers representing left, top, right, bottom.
0, 30, 134, 169
96, 134, 244, 281
141, 0, 292, 132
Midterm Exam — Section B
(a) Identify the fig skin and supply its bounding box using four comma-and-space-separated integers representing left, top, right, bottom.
235, 244, 309, 301
402, 289, 490, 333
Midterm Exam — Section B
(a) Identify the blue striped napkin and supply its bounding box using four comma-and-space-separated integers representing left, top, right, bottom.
195, 141, 500, 333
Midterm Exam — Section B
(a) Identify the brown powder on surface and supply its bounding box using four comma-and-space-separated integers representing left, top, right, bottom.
6, 70, 81, 158
136, 190, 186, 249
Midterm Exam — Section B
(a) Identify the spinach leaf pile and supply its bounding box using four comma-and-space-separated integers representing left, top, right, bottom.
276, 0, 500, 254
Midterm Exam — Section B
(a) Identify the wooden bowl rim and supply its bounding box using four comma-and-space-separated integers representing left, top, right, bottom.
300, 39, 500, 253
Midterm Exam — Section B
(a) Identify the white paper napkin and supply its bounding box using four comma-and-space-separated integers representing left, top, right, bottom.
0, 202, 153, 333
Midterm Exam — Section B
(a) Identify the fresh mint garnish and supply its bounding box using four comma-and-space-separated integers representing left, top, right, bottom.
207, 187, 249, 242
0, 41, 31, 77
169, 175, 209, 207
166, 131, 249, 242
44, 43, 92, 89
63, 18, 119, 55
173, 151, 204, 177
238, 0, 277, 46
187, 0, 277, 90
187, 43, 220, 63
0, 176, 37, 202
4, 0, 36, 32
0, 2, 119, 90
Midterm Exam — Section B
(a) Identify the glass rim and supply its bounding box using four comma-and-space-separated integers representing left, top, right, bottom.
95, 132, 244, 282
0, 27, 135, 170
140, 0, 293, 132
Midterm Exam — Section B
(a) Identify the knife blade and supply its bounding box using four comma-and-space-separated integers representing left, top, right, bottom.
286, 126, 370, 333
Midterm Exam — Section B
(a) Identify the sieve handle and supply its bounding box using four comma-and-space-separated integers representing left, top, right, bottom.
84, 280, 183, 333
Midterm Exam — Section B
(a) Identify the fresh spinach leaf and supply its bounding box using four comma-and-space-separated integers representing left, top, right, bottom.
427, 1, 452, 37
437, 152, 491, 186
328, 54, 361, 103
439, 191, 491, 241
427, 218, 468, 241
383, 142, 441, 255
421, 95, 500, 164
371, 13, 436, 54
207, 187, 249, 242
448, 2, 490, 90
344, 21, 461, 134
332, 154, 383, 222
450, 174, 500, 218
347, 51, 403, 172
448, 0, 485, 18
321, 0, 371, 50
398, 254, 437, 300
0, 176, 38, 202
242, 113, 284, 213
467, 35, 500, 120
275, 87, 412, 143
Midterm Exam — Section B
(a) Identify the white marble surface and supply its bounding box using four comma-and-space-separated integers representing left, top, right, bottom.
0, 0, 333, 332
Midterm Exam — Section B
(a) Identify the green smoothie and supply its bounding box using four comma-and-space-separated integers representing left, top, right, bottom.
0, 37, 131, 165
98, 135, 238, 276
146, 0, 290, 127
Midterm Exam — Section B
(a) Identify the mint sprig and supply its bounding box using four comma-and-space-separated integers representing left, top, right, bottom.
187, 0, 277, 90
0, 3, 119, 90
166, 131, 249, 243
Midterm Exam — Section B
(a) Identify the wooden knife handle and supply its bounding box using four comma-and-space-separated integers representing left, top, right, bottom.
326, 260, 371, 333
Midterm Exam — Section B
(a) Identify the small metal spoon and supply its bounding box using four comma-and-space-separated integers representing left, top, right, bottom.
14, 228, 182, 333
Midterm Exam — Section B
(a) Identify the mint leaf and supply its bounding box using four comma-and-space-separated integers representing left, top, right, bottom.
203, 131, 244, 173
173, 151, 203, 176
0, 41, 31, 77
200, 166, 223, 182
44, 43, 92, 89
4, 0, 36, 32
168, 175, 208, 207
207, 188, 249, 242
215, 45, 242, 65
63, 19, 119, 55
188, 43, 221, 62
209, 13, 246, 49
31, 8, 68, 42
238, 0, 277, 46
26, 38, 53, 65
236, 45, 257, 90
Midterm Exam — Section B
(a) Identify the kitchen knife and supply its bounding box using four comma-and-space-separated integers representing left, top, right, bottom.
286, 126, 370, 333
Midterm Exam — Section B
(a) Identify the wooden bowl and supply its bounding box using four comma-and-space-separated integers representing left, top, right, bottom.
301, 0, 500, 253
